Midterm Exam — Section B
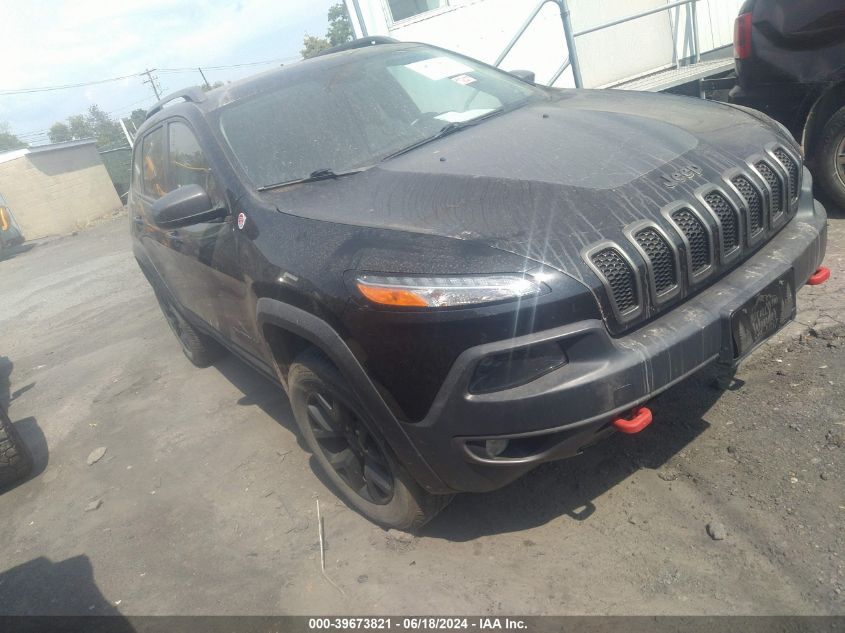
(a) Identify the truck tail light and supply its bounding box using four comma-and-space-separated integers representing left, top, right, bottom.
734, 12, 753, 60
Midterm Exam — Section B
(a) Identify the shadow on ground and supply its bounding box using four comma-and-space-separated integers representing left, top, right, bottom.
0, 242, 36, 262
423, 367, 729, 540
210, 345, 733, 539
0, 555, 133, 629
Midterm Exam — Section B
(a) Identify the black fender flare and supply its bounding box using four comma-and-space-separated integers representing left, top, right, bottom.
255, 297, 449, 494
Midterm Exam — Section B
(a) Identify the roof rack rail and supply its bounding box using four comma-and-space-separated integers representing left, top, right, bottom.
145, 86, 207, 121
314, 36, 398, 58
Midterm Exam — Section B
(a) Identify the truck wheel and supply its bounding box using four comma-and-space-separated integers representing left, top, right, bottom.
154, 291, 223, 368
814, 104, 845, 208
0, 407, 33, 488
288, 349, 451, 531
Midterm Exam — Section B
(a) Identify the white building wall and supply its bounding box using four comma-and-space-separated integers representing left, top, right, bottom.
346, 0, 744, 88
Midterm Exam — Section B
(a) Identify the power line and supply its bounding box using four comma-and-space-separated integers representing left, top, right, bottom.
0, 57, 298, 96
157, 57, 296, 73
0, 72, 143, 96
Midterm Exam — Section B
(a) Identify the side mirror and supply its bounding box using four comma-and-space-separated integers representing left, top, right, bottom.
509, 69, 536, 84
150, 184, 226, 228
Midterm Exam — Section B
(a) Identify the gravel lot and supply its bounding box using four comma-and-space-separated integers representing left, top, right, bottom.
0, 202, 842, 615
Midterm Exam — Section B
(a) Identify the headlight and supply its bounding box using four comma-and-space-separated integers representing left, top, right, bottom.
355, 274, 549, 308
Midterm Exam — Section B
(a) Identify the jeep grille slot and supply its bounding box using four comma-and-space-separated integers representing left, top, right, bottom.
731, 175, 764, 238
591, 248, 638, 315
773, 148, 798, 202
634, 228, 676, 295
703, 191, 740, 254
671, 208, 711, 275
756, 161, 783, 220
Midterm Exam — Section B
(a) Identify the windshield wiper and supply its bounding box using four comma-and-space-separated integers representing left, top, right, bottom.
381, 107, 509, 162
258, 167, 365, 192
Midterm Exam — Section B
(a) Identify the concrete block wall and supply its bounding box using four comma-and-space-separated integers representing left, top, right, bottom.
0, 143, 123, 240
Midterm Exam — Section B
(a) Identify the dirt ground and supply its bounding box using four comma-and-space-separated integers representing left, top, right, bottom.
0, 203, 842, 616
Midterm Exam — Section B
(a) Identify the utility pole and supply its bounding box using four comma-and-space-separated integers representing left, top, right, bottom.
118, 118, 134, 148
197, 67, 211, 90
142, 68, 161, 100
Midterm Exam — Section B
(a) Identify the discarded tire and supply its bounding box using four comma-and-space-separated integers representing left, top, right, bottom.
0, 406, 33, 487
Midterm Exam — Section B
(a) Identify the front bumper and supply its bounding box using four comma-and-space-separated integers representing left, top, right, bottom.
402, 173, 827, 493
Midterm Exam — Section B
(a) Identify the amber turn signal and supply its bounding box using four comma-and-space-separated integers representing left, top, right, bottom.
356, 283, 429, 307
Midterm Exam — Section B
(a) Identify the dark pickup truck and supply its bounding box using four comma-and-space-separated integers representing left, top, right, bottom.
730, 0, 845, 206
130, 40, 829, 529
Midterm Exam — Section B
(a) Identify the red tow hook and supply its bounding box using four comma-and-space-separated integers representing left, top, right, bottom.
807, 266, 830, 286
613, 406, 653, 434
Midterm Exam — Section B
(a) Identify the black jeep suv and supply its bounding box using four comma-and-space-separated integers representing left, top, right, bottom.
131, 40, 829, 529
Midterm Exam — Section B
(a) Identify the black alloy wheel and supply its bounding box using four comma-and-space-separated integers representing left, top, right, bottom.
304, 388, 395, 505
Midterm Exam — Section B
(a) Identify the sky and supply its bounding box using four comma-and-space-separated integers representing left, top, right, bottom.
0, 0, 338, 145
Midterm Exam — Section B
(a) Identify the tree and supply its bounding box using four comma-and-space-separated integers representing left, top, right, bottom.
301, 34, 331, 59
301, 3, 354, 59
49, 122, 72, 143
47, 105, 125, 147
129, 109, 147, 132
0, 123, 27, 152
327, 3, 354, 46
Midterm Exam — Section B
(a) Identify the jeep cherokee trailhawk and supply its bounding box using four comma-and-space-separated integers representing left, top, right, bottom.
130, 39, 829, 529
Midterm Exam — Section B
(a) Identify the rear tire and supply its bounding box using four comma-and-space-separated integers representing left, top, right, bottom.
153, 289, 223, 368
813, 104, 845, 208
0, 406, 33, 488
288, 349, 451, 531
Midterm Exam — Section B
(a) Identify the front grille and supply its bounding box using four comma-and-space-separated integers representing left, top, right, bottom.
671, 208, 711, 274
703, 191, 740, 254
732, 174, 764, 237
591, 248, 638, 314
756, 161, 783, 219
774, 148, 799, 201
634, 228, 676, 295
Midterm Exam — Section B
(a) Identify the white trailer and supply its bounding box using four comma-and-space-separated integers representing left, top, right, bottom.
343, 0, 743, 92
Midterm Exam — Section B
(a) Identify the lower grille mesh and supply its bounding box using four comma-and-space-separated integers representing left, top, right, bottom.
774, 148, 798, 201
756, 161, 783, 218
704, 191, 740, 253
591, 248, 638, 314
634, 228, 676, 295
732, 175, 764, 237
671, 208, 711, 274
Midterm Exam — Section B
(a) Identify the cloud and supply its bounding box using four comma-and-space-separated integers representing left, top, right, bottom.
0, 0, 334, 137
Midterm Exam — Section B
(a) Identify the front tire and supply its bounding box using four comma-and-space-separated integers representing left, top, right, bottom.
813, 104, 845, 208
0, 407, 33, 488
288, 349, 450, 530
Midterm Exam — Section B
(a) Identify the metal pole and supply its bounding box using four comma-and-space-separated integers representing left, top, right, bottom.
118, 118, 134, 149
690, 0, 701, 63
349, 0, 368, 37
494, 0, 550, 67
573, 0, 696, 37
558, 0, 583, 88
197, 68, 211, 90
548, 57, 571, 86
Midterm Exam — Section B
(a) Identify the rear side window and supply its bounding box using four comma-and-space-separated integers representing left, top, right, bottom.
168, 121, 218, 199
141, 127, 167, 198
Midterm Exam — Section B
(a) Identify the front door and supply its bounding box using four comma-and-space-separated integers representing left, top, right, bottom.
136, 119, 240, 337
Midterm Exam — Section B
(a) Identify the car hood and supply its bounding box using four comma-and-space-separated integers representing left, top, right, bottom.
260, 89, 796, 308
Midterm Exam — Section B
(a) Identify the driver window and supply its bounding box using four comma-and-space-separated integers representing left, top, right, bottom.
168, 121, 220, 202
141, 126, 167, 199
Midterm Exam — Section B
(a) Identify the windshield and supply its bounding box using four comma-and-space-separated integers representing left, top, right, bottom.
218, 46, 544, 187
